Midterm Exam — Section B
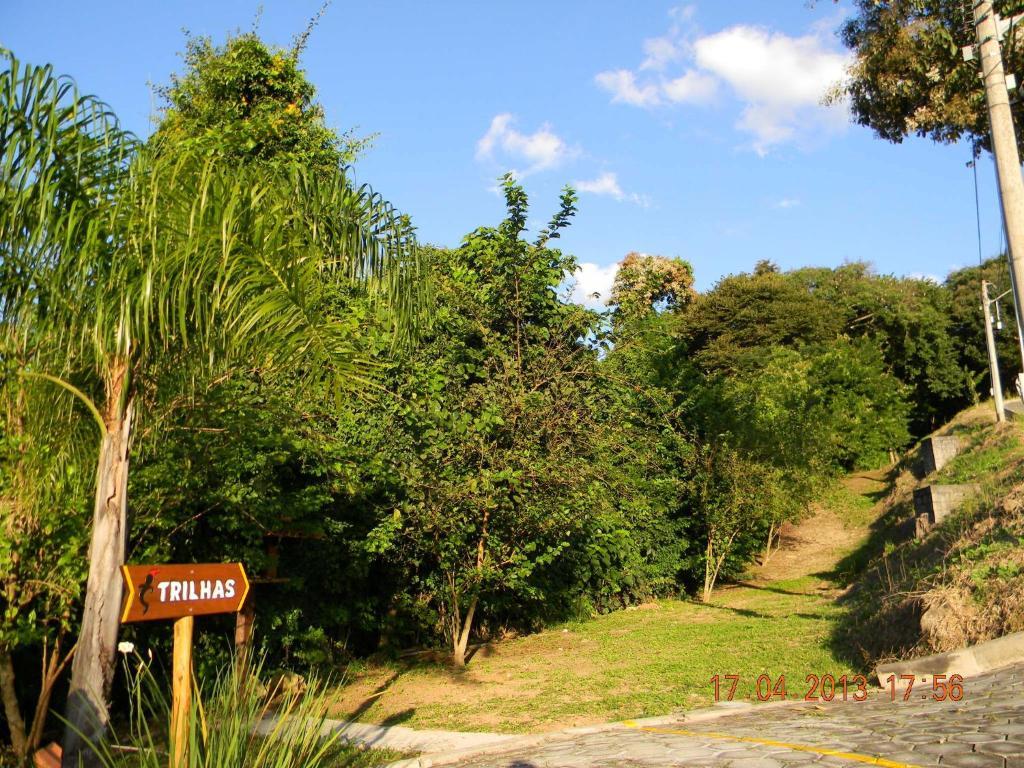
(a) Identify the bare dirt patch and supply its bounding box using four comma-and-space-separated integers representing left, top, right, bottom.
755, 469, 888, 585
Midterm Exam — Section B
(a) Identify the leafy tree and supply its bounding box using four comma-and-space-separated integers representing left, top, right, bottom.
126, 363, 411, 668
945, 257, 1021, 399
675, 263, 969, 436
369, 177, 638, 666
610, 252, 695, 322
689, 446, 771, 602
806, 338, 913, 469
790, 265, 971, 433
0, 362, 93, 763
708, 347, 826, 562
151, 33, 372, 168
125, 30, 412, 671
659, 263, 918, 583
672, 268, 842, 376
0, 49, 420, 764
596, 347, 694, 602
835, 0, 1024, 154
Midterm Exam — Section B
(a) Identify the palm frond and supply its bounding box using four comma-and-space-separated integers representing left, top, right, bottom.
1, 48, 428, 401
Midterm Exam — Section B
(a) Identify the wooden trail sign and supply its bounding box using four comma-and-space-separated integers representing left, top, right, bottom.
120, 563, 249, 768
120, 563, 249, 623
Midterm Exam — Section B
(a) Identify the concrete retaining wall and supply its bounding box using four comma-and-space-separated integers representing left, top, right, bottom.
913, 484, 981, 538
1005, 400, 1024, 422
918, 436, 962, 475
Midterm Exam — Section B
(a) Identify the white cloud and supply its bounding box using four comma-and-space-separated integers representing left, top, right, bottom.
567, 262, 620, 308
476, 113, 578, 176
595, 69, 662, 107
694, 27, 846, 107
575, 171, 652, 207
669, 4, 697, 23
593, 9, 851, 153
773, 197, 801, 209
693, 26, 850, 153
576, 172, 625, 199
663, 70, 719, 104
640, 36, 681, 71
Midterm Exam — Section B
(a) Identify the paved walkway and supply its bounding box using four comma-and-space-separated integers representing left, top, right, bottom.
412, 664, 1024, 768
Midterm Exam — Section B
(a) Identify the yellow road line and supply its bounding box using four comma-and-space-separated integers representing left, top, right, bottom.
621, 721, 922, 768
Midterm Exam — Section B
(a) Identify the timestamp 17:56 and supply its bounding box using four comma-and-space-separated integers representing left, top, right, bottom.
710, 673, 964, 703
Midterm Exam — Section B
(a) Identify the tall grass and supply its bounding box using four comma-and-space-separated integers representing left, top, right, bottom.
80, 653, 343, 768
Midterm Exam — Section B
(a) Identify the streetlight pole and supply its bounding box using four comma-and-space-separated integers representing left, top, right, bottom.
982, 280, 1006, 421
973, 0, 1024, 397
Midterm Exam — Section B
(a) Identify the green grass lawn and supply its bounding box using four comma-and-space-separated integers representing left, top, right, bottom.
331, 576, 856, 733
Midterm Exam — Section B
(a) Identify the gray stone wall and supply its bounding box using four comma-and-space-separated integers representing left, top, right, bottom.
913, 484, 980, 537
918, 436, 962, 475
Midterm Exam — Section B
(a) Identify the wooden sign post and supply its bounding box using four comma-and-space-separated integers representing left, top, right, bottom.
120, 563, 250, 768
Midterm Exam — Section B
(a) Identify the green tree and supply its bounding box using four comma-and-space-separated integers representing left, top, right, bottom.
835, 0, 1024, 154
805, 338, 912, 470
124, 30, 408, 671
659, 263, 916, 586
672, 267, 842, 376
0, 362, 93, 763
674, 263, 969, 435
372, 177, 628, 666
790, 265, 970, 433
0, 49, 421, 764
151, 33, 372, 168
689, 446, 773, 602
945, 257, 1020, 399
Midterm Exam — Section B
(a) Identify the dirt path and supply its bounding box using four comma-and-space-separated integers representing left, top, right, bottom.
753, 469, 889, 585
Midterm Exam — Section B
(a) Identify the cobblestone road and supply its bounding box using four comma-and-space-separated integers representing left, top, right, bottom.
442, 664, 1024, 768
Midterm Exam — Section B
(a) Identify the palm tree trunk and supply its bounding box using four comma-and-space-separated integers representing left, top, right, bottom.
61, 389, 133, 768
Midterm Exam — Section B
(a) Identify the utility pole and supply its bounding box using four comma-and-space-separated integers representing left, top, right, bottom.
973, 0, 1024, 397
982, 280, 1006, 421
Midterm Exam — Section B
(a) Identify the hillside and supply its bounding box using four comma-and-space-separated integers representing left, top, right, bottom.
837, 403, 1024, 667
325, 403, 1024, 732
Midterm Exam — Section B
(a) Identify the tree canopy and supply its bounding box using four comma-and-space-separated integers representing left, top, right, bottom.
837, 0, 1024, 154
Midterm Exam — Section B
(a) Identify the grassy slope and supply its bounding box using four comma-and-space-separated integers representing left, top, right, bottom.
331, 581, 851, 733
837, 403, 1024, 666
328, 476, 889, 733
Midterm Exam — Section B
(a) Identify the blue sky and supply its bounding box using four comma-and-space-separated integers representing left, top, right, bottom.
1, 1, 1006, 301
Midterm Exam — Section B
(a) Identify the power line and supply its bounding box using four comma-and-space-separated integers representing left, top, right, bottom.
972, 152, 984, 266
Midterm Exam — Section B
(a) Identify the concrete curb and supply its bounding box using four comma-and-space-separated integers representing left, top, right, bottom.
875, 630, 1024, 685
379, 699, 807, 768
